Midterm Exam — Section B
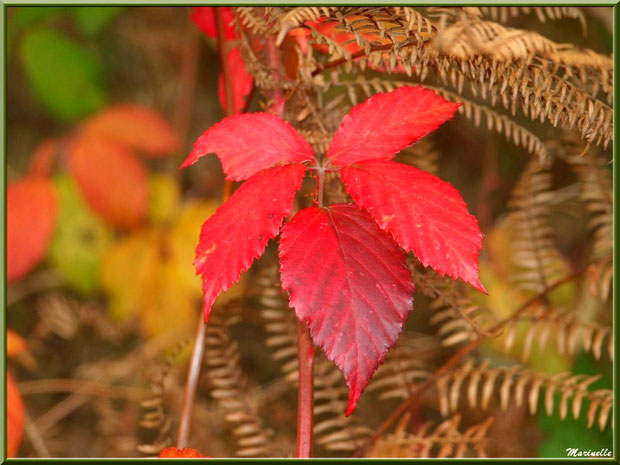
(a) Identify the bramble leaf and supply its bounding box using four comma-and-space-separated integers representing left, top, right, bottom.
279, 203, 414, 414
190, 6, 236, 39
196, 163, 306, 320
217, 47, 253, 115
181, 113, 314, 181
81, 104, 180, 158
67, 133, 148, 229
7, 177, 57, 283
159, 447, 206, 458
327, 86, 460, 166
341, 160, 486, 293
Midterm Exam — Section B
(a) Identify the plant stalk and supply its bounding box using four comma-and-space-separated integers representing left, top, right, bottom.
296, 319, 315, 458
176, 7, 236, 449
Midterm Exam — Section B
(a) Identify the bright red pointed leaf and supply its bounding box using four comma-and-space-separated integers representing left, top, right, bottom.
190, 6, 236, 39
67, 133, 148, 229
279, 203, 414, 415
341, 160, 486, 293
196, 163, 306, 321
181, 113, 314, 181
7, 177, 57, 283
7, 372, 24, 457
327, 86, 460, 166
159, 447, 206, 458
81, 104, 180, 158
217, 47, 253, 115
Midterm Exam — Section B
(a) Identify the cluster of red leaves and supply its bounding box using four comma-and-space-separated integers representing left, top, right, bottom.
7, 104, 179, 283
190, 7, 253, 114
182, 86, 486, 414
158, 447, 207, 458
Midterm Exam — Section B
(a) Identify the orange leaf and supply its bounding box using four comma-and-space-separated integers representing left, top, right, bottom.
7, 372, 24, 457
158, 447, 206, 458
67, 133, 148, 229
7, 177, 57, 282
7, 330, 27, 358
81, 104, 180, 158
28, 138, 59, 178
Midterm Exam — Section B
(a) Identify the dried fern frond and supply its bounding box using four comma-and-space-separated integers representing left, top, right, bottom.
478, 6, 586, 32
258, 265, 299, 383
205, 303, 273, 457
432, 17, 558, 62
436, 360, 613, 431
508, 158, 567, 294
366, 334, 430, 400
367, 413, 494, 458
409, 261, 498, 346
504, 305, 613, 362
314, 356, 372, 452
137, 339, 190, 456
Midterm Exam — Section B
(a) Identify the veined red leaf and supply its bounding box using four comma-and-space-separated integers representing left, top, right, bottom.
190, 6, 236, 39
7, 372, 24, 457
67, 133, 148, 229
327, 86, 460, 166
181, 113, 314, 181
81, 104, 180, 158
7, 177, 57, 282
341, 160, 486, 293
217, 47, 253, 115
159, 447, 206, 458
279, 203, 414, 415
196, 163, 306, 321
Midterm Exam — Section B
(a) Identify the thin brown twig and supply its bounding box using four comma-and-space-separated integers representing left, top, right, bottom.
176, 8, 236, 449
353, 266, 587, 457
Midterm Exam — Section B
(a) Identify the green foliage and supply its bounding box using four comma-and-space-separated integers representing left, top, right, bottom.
20, 28, 105, 121
47, 174, 112, 295
70, 7, 122, 37
537, 352, 613, 457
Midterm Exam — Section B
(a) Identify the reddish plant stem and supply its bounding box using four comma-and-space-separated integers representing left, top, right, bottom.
353, 267, 586, 457
176, 8, 236, 449
265, 34, 316, 458
296, 319, 315, 458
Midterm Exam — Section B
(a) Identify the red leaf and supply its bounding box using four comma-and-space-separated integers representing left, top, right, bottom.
7, 372, 24, 457
196, 163, 306, 320
327, 86, 460, 166
341, 160, 486, 293
190, 6, 236, 39
279, 203, 414, 415
159, 447, 206, 458
28, 138, 59, 178
7, 178, 57, 283
81, 104, 180, 158
181, 113, 314, 181
217, 47, 253, 114
67, 133, 148, 229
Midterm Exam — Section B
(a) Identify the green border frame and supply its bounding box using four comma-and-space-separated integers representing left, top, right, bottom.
2, 2, 617, 464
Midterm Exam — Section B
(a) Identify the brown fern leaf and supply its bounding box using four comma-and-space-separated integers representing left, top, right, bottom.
314, 355, 372, 452
436, 360, 613, 430
508, 158, 567, 294
409, 260, 498, 346
504, 306, 613, 362
204, 303, 274, 457
367, 413, 494, 458
478, 6, 586, 31
366, 334, 430, 400
137, 338, 190, 456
